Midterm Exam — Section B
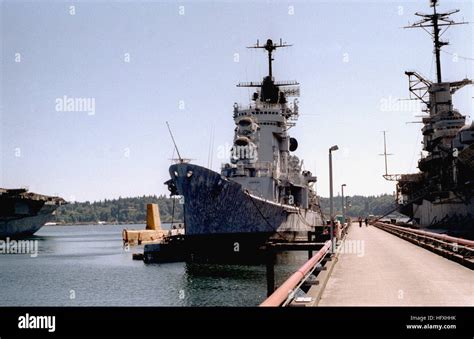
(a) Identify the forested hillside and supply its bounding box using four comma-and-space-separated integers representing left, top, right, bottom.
55, 193, 398, 224
56, 195, 183, 224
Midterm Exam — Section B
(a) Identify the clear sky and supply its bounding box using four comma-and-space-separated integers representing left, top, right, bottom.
1, 0, 473, 202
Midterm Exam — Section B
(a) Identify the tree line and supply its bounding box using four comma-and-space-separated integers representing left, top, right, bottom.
55, 195, 184, 224
55, 193, 399, 225
319, 194, 399, 218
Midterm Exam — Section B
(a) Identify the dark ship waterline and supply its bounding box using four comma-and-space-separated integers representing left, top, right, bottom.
0, 188, 66, 238
166, 39, 325, 260
384, 0, 474, 239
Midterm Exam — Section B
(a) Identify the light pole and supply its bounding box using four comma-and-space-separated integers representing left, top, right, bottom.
329, 145, 339, 251
341, 184, 346, 225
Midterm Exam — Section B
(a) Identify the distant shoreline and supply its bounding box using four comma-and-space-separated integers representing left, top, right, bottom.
46, 221, 184, 226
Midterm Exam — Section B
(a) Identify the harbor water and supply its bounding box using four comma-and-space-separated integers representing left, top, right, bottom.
0, 224, 307, 306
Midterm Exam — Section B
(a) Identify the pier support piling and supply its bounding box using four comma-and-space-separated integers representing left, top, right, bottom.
266, 250, 276, 297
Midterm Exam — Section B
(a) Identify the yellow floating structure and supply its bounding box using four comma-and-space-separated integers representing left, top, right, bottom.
146, 203, 161, 230
122, 203, 166, 246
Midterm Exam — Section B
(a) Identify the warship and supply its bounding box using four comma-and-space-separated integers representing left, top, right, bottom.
0, 188, 66, 238
165, 39, 325, 260
384, 0, 473, 238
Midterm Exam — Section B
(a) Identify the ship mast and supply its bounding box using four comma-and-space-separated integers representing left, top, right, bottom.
237, 38, 300, 105
248, 38, 291, 79
380, 131, 400, 182
404, 0, 468, 84
380, 131, 393, 178
432, 3, 442, 83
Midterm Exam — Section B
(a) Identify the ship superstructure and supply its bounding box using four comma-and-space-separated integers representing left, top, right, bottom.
165, 39, 324, 259
224, 39, 319, 211
384, 0, 473, 236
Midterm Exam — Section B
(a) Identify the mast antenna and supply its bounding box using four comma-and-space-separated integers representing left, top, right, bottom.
404, 0, 468, 83
238, 38, 299, 105
166, 121, 183, 163
247, 38, 292, 78
379, 131, 393, 177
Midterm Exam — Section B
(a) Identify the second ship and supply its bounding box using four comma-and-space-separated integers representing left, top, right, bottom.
385, 0, 473, 239
0, 188, 66, 238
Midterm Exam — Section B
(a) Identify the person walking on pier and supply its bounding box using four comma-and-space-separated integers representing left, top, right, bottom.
358, 217, 362, 227
365, 217, 369, 227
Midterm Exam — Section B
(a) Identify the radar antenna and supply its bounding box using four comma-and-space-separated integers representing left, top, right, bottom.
248, 38, 291, 78
404, 0, 468, 83
238, 39, 299, 104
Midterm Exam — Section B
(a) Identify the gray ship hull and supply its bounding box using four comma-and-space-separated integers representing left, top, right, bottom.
0, 204, 58, 238
168, 163, 324, 259
402, 194, 474, 238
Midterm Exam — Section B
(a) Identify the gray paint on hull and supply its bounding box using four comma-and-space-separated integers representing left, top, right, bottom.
169, 163, 323, 236
0, 205, 58, 238
412, 198, 474, 226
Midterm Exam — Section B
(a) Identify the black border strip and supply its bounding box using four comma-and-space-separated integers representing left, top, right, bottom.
0, 307, 472, 338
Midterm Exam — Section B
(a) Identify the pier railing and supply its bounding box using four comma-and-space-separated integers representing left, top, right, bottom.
260, 240, 331, 307
373, 222, 474, 269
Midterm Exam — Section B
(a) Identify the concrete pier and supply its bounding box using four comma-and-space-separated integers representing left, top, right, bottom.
314, 223, 474, 306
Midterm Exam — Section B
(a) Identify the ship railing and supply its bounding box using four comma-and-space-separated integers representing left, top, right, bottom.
233, 102, 289, 111
260, 240, 331, 307
234, 101, 299, 114
233, 102, 299, 119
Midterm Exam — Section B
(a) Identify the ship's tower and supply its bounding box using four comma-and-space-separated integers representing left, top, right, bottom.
222, 39, 317, 207
404, 0, 472, 174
